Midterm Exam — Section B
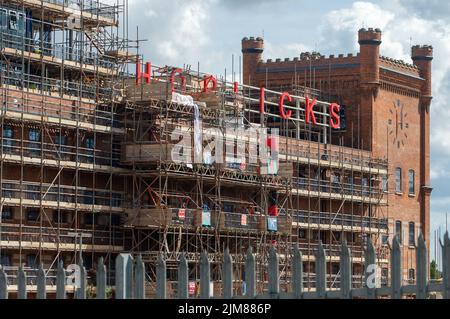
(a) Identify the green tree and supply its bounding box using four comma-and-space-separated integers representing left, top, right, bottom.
430, 260, 441, 279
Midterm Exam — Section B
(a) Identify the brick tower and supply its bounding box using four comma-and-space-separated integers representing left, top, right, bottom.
242, 37, 264, 85
412, 45, 433, 251
240, 28, 433, 282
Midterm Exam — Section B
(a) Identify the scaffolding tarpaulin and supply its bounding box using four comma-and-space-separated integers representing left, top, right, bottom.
193, 103, 202, 163
171, 92, 195, 106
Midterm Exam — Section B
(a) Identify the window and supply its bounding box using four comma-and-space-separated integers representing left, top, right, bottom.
382, 175, 388, 192
0, 254, 11, 267
395, 220, 402, 244
331, 264, 340, 274
223, 204, 234, 213
26, 254, 38, 268
53, 211, 67, 224
83, 258, 93, 271
381, 235, 389, 245
85, 137, 95, 163
408, 170, 415, 195
84, 213, 94, 225
54, 135, 67, 145
331, 173, 340, 184
0, 9, 7, 30
3, 126, 13, 152
362, 177, 369, 196
17, 12, 25, 34
318, 231, 326, 243
84, 190, 94, 205
85, 137, 95, 149
29, 128, 40, 141
298, 229, 307, 239
395, 168, 402, 193
55, 135, 68, 157
1, 206, 12, 220
362, 233, 368, 244
9, 10, 18, 31
347, 176, 354, 194
26, 209, 40, 221
409, 222, 415, 246
333, 231, 341, 242
408, 269, 415, 282
28, 128, 41, 156
111, 214, 121, 226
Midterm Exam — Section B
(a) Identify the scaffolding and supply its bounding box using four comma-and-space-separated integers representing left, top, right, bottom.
120, 63, 389, 296
0, 0, 135, 291
0, 0, 390, 298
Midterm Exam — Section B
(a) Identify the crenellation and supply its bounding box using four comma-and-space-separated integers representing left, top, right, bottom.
379, 56, 420, 74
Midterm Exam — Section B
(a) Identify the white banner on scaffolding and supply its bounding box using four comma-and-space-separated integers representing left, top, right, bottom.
171, 92, 195, 106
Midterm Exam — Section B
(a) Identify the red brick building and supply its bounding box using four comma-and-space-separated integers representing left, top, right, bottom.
242, 28, 432, 280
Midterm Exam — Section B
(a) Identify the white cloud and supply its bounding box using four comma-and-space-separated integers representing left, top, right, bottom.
125, 0, 213, 67
321, 1, 450, 186
263, 41, 311, 60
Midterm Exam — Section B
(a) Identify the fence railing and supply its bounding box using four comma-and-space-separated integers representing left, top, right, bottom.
0, 233, 449, 299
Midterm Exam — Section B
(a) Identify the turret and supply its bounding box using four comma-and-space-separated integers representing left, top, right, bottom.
358, 28, 382, 86
411, 45, 433, 97
411, 45, 433, 256
242, 36, 264, 85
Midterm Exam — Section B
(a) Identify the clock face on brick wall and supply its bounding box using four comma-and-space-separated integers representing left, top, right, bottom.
388, 99, 409, 149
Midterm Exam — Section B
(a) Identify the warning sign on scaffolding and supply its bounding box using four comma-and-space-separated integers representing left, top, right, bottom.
267, 217, 278, 232
202, 211, 211, 227
241, 214, 247, 226
178, 209, 185, 220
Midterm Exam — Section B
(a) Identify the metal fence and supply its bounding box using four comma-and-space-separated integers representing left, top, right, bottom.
0, 233, 449, 299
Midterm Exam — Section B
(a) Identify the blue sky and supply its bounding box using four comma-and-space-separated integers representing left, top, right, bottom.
120, 0, 450, 254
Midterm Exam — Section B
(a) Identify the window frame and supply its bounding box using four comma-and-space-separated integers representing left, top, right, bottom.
395, 220, 402, 244
382, 175, 388, 193
28, 128, 41, 142
85, 136, 95, 149
408, 169, 415, 195
8, 10, 18, 31
26, 209, 40, 222
1, 206, 13, 220
408, 222, 415, 246
0, 253, 11, 267
3, 126, 13, 151
0, 9, 8, 30
52, 211, 67, 224
395, 167, 402, 193
26, 253, 38, 268
3, 126, 13, 138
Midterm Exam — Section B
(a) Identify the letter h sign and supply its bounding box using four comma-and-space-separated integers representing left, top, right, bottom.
136, 59, 151, 84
